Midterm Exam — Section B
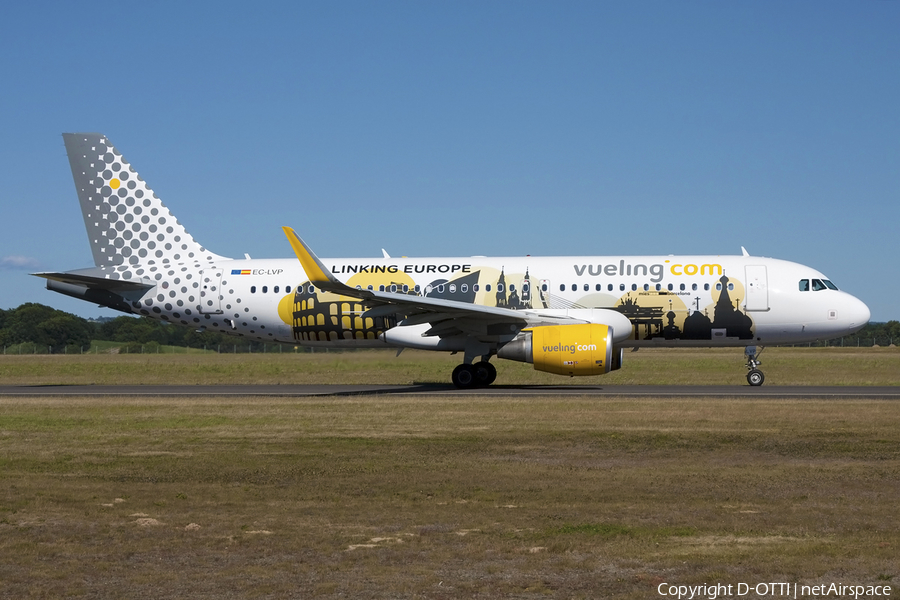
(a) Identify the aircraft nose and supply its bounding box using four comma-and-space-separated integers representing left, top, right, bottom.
844, 294, 871, 330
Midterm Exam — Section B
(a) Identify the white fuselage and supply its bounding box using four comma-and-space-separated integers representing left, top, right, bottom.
157, 253, 870, 349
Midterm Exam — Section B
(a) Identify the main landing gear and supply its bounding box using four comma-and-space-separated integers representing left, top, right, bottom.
745, 345, 765, 386
452, 360, 497, 389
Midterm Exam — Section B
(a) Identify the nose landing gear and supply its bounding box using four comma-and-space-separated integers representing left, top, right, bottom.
745, 346, 765, 386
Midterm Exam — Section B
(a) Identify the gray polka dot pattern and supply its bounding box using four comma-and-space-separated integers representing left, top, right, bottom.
62, 133, 226, 270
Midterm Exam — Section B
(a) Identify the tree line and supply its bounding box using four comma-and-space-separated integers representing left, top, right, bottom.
0, 303, 263, 353
1, 302, 898, 353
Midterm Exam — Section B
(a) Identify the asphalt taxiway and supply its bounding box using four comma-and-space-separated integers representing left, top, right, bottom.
0, 384, 898, 398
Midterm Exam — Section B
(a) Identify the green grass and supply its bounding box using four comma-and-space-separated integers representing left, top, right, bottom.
0, 395, 898, 598
1, 346, 899, 386
88, 340, 218, 354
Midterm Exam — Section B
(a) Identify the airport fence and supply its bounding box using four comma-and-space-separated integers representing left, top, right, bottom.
1, 337, 897, 355
0, 343, 337, 355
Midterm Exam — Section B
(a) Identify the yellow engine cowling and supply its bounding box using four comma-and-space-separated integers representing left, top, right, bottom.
497, 323, 623, 376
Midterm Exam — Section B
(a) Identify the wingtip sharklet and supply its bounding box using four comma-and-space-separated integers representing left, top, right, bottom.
281, 226, 340, 288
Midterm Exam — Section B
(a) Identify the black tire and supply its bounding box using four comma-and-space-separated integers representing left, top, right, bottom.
452, 364, 476, 389
473, 361, 497, 386
747, 369, 765, 386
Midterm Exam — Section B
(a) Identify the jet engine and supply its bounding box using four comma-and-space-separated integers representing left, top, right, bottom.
497, 323, 623, 376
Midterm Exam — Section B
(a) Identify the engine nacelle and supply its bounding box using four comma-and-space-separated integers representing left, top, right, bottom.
497, 323, 623, 376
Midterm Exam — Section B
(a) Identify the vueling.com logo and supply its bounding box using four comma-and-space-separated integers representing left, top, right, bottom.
543, 343, 597, 354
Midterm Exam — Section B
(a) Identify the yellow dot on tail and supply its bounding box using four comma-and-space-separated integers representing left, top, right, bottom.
110, 178, 121, 189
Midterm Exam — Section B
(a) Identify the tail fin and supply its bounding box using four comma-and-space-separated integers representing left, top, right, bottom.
62, 133, 227, 270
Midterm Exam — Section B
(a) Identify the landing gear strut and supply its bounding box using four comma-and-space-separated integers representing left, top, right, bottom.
745, 346, 765, 386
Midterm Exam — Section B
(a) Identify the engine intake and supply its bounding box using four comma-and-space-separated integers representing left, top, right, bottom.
497, 323, 623, 376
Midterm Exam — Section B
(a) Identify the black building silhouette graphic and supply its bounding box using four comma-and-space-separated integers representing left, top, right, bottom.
291, 283, 398, 342
494, 267, 533, 310
615, 275, 753, 341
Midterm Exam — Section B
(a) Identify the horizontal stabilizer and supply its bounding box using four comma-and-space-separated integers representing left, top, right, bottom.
33, 269, 155, 292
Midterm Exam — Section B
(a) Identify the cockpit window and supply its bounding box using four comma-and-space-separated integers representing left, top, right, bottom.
812, 279, 827, 291
799, 279, 810, 292
823, 280, 838, 290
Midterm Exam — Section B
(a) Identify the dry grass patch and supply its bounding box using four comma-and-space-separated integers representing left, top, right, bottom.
0, 394, 897, 598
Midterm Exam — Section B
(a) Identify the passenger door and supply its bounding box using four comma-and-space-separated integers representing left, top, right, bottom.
199, 267, 223, 314
744, 265, 769, 311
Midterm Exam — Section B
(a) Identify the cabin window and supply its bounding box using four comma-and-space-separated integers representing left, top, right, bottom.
509, 284, 516, 292
250, 286, 256, 293
692, 283, 697, 291
438, 284, 445, 293
379, 285, 385, 292
286, 286, 292, 294
643, 284, 650, 291
608, 284, 614, 291
449, 284, 456, 293
620, 284, 625, 291
425, 285, 432, 294
656, 284, 662, 291
485, 284, 492, 292
582, 283, 588, 292
402, 284, 409, 293
497, 283, 504, 293
541, 283, 548, 292
596, 284, 602, 291
390, 284, 397, 293
274, 286, 279, 293
716, 283, 722, 291
522, 283, 529, 293
571, 284, 577, 292
367, 285, 374, 291
704, 283, 710, 291
559, 284, 565, 292
679, 284, 684, 291
414, 285, 420, 293
473, 284, 479, 292
262, 286, 268, 293
461, 284, 468, 293
631, 284, 637, 291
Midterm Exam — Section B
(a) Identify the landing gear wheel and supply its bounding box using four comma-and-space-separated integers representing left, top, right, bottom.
747, 369, 765, 386
744, 346, 765, 386
473, 361, 497, 386
452, 364, 477, 389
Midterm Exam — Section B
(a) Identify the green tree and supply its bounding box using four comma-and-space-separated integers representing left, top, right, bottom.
0, 303, 95, 348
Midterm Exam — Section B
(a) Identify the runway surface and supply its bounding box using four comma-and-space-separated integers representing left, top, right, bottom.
1, 384, 899, 398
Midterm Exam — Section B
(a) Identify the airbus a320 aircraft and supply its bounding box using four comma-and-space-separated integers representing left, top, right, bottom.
36, 133, 871, 387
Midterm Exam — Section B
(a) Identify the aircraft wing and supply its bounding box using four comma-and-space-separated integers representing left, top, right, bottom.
282, 227, 595, 338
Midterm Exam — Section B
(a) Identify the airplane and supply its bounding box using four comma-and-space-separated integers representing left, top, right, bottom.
35, 133, 871, 388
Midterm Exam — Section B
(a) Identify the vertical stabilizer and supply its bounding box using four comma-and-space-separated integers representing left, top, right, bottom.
62, 133, 227, 270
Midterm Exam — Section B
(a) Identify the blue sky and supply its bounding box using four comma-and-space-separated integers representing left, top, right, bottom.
1, 1, 897, 321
